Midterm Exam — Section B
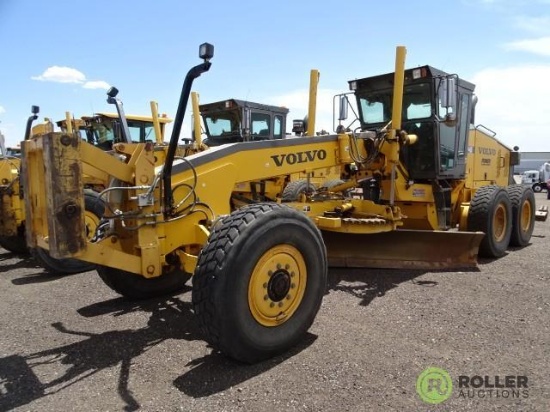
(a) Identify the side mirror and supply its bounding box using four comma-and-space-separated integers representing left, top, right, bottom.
31, 105, 40, 115
111, 121, 122, 143
0, 130, 6, 158
338, 95, 348, 121
440, 77, 456, 108
242, 108, 251, 138
105, 86, 131, 143
439, 76, 457, 126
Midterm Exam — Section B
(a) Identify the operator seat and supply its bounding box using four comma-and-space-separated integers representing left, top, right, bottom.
401, 121, 436, 179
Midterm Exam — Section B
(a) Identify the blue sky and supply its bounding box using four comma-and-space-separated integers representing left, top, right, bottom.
1, 0, 549, 151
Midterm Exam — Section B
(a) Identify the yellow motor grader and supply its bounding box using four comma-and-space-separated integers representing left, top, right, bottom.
0, 107, 48, 254
191, 72, 345, 202
22, 44, 535, 363
0, 103, 171, 274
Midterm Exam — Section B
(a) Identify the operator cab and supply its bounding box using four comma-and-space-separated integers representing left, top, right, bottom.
199, 99, 288, 146
349, 66, 475, 181
63, 114, 171, 150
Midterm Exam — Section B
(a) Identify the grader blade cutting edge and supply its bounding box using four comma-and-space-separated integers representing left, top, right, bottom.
323, 229, 485, 270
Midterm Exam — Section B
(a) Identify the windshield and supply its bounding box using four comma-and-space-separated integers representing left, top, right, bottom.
87, 118, 157, 148
91, 122, 115, 145
358, 82, 433, 127
127, 120, 155, 142
204, 110, 241, 138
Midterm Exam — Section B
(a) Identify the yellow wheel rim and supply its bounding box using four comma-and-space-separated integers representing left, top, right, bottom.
84, 210, 101, 241
248, 245, 307, 327
520, 199, 532, 232
493, 203, 507, 242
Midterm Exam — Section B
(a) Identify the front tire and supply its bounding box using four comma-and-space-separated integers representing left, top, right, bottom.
507, 185, 535, 247
468, 186, 512, 258
0, 226, 28, 254
192, 203, 327, 363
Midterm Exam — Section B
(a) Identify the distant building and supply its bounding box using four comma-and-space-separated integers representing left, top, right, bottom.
515, 152, 550, 174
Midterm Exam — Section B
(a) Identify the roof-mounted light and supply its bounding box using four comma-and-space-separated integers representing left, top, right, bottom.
349, 81, 357, 91
412, 67, 428, 79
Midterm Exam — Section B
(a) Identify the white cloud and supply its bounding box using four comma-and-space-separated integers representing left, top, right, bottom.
503, 36, 550, 56
32, 66, 109, 90
514, 15, 550, 35
472, 64, 550, 151
82, 80, 110, 90
32, 66, 86, 83
0, 105, 5, 114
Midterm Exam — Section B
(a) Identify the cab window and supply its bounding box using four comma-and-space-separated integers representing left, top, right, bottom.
251, 113, 271, 137
274, 115, 283, 138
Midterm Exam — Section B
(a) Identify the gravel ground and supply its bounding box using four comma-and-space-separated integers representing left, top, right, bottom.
0, 194, 549, 411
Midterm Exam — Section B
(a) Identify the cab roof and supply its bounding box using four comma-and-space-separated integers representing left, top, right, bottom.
349, 65, 476, 92
85, 113, 173, 123
199, 99, 289, 115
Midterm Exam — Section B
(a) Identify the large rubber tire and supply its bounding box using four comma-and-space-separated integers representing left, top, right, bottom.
0, 226, 28, 254
192, 203, 327, 363
0, 236, 28, 254
281, 180, 316, 202
507, 185, 535, 247
96, 266, 191, 300
467, 185, 512, 258
32, 191, 105, 274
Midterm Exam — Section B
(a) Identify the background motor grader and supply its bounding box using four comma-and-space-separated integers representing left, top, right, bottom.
22, 44, 535, 363
0, 109, 51, 254
0, 103, 171, 275
328, 63, 535, 261
191, 74, 344, 202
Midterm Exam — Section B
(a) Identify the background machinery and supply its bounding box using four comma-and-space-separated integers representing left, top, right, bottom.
520, 162, 550, 193
0, 103, 171, 274
22, 44, 535, 363
191, 89, 342, 202
0, 108, 48, 254
334, 63, 534, 258
198, 98, 289, 146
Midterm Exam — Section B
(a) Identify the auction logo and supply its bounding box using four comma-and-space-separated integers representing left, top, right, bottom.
416, 367, 453, 404
416, 367, 530, 404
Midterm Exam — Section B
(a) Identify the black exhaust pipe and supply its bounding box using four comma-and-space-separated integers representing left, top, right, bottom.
24, 105, 40, 141
163, 43, 214, 215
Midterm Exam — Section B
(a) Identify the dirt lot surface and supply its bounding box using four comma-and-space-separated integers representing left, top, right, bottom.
1, 194, 549, 411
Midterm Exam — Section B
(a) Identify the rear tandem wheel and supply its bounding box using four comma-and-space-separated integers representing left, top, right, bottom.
192, 203, 327, 363
506, 185, 535, 247
467, 185, 512, 258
